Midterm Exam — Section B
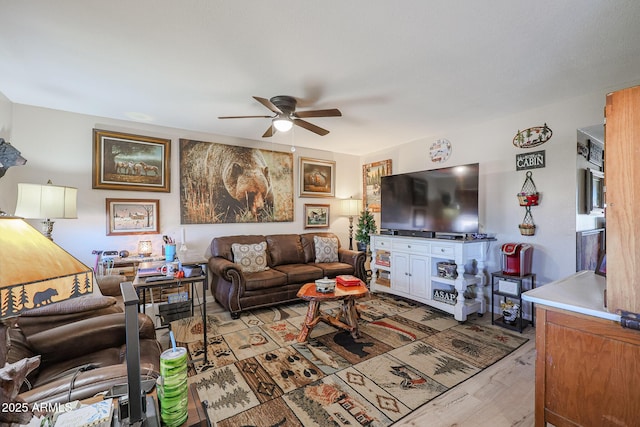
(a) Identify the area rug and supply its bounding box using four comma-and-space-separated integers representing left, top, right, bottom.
170, 294, 528, 426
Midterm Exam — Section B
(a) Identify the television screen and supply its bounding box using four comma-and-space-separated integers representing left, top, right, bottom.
380, 163, 479, 234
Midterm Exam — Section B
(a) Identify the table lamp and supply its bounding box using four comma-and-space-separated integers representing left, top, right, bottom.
0, 216, 94, 423
138, 240, 153, 257
340, 197, 362, 250
14, 180, 77, 241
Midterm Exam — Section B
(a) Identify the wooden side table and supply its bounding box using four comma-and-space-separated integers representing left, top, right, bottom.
296, 282, 369, 342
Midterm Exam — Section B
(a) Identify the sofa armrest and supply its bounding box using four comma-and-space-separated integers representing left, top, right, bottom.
96, 274, 126, 297
26, 313, 156, 365
338, 248, 367, 280
19, 361, 159, 405
208, 257, 244, 283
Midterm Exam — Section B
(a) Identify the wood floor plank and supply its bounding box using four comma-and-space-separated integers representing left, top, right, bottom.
394, 317, 536, 427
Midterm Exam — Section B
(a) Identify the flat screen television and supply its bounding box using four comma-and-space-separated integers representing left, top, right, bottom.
380, 163, 479, 236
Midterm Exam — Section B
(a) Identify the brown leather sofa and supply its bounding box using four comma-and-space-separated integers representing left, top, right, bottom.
8, 292, 162, 405
208, 232, 366, 318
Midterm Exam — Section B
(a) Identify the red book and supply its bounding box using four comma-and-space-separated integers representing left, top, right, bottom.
336, 275, 362, 286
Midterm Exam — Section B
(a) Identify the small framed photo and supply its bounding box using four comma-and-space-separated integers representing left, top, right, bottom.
587, 139, 604, 167
106, 198, 160, 236
584, 168, 605, 215
304, 204, 330, 228
93, 129, 171, 192
300, 157, 335, 198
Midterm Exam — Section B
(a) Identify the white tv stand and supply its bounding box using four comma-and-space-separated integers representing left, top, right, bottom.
369, 234, 493, 322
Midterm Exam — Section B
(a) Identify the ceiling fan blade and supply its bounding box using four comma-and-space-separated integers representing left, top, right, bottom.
262, 125, 274, 138
294, 108, 342, 118
253, 96, 283, 115
218, 115, 273, 119
294, 119, 330, 136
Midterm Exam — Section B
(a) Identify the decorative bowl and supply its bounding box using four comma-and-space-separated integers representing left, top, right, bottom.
315, 278, 336, 293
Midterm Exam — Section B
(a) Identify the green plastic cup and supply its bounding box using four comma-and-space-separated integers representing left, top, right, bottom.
159, 347, 188, 427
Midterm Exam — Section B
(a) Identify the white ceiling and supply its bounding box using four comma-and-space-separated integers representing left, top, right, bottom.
1, 1, 640, 156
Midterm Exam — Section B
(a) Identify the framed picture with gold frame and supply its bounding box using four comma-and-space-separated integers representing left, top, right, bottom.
106, 198, 160, 236
299, 157, 335, 198
363, 159, 392, 212
93, 129, 171, 192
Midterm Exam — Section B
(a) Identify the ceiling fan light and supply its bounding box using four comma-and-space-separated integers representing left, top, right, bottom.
273, 117, 293, 132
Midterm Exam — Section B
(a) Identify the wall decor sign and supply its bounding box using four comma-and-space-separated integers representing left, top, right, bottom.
363, 159, 392, 212
179, 139, 293, 224
513, 123, 553, 148
303, 204, 330, 228
516, 150, 546, 171
299, 157, 336, 198
106, 198, 159, 236
92, 129, 170, 192
587, 139, 604, 167
429, 138, 452, 163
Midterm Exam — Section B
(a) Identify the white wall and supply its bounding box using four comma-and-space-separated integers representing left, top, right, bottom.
363, 91, 606, 286
0, 104, 362, 267
0, 91, 12, 143
1, 90, 609, 286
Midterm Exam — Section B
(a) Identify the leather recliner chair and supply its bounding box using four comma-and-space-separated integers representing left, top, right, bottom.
8, 293, 162, 405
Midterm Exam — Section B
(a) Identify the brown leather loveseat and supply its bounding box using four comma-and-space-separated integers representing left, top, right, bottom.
208, 232, 366, 318
8, 293, 162, 405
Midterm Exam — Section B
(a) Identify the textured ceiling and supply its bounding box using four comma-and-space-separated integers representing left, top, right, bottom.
1, 1, 639, 155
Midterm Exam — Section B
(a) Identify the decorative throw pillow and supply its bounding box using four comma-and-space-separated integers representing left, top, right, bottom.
314, 236, 339, 263
232, 242, 269, 273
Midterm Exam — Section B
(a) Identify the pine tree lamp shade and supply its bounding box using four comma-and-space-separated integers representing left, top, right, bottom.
0, 216, 94, 318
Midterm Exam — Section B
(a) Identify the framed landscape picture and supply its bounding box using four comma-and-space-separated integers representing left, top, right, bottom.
93, 129, 171, 192
304, 204, 330, 228
300, 157, 335, 198
106, 198, 160, 235
363, 159, 392, 212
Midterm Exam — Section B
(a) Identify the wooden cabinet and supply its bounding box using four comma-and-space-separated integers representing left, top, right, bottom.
535, 304, 640, 426
370, 235, 492, 321
391, 251, 429, 299
605, 85, 640, 314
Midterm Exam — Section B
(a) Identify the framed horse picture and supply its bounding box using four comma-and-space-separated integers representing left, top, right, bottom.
93, 129, 171, 192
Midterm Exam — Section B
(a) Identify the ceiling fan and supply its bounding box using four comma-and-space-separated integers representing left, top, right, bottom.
218, 95, 342, 137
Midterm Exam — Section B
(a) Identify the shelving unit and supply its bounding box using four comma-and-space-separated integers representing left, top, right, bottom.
490, 271, 536, 333
370, 234, 493, 322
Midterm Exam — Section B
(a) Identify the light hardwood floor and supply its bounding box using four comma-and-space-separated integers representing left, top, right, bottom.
159, 301, 536, 427
394, 314, 536, 427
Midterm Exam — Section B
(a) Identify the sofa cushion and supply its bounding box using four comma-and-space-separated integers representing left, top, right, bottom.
314, 235, 339, 263
211, 235, 267, 262
272, 264, 324, 284
300, 232, 342, 263
244, 268, 288, 291
315, 262, 356, 278
232, 242, 269, 273
266, 234, 305, 266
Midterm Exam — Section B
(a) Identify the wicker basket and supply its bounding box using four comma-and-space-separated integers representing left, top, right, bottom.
519, 224, 536, 236
517, 192, 539, 206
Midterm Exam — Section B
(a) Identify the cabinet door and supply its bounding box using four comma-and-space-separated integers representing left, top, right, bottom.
605, 85, 640, 314
391, 252, 410, 294
409, 255, 430, 299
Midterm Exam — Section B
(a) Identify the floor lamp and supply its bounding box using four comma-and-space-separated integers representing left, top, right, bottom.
340, 197, 362, 250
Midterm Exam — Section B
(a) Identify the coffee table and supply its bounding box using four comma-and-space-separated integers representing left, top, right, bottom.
296, 282, 369, 342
